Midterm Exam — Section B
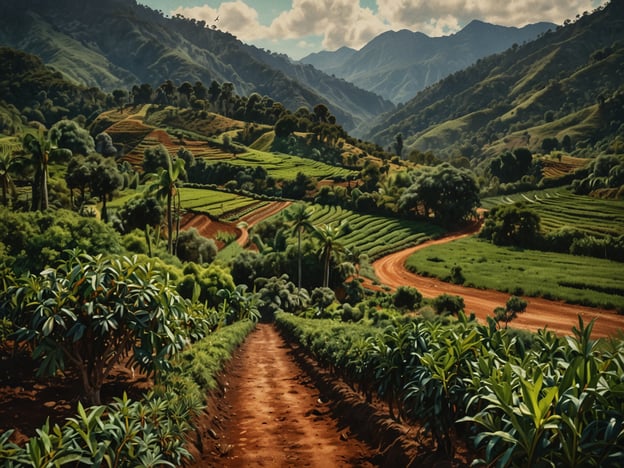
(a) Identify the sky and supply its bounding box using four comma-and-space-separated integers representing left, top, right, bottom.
139, 0, 603, 59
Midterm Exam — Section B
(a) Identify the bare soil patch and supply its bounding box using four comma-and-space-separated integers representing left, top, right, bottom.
0, 350, 151, 445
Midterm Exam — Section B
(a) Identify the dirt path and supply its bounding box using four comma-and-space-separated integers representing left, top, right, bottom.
372, 228, 624, 339
237, 201, 292, 247
190, 324, 378, 467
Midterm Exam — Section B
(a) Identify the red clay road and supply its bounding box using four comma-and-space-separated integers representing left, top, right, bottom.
372, 228, 624, 339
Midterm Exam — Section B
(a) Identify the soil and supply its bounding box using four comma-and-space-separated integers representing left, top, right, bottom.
0, 349, 151, 445
371, 225, 624, 339
188, 324, 465, 467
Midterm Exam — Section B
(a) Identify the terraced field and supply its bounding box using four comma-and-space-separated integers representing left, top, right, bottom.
211, 149, 356, 181
306, 205, 446, 259
179, 188, 265, 220
540, 155, 589, 179
481, 189, 624, 237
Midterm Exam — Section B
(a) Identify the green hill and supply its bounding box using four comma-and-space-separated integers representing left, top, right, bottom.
362, 0, 624, 160
0, 0, 393, 131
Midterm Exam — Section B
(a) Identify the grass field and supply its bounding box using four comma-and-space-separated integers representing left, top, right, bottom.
109, 186, 264, 220
481, 188, 624, 237
200, 149, 357, 181
306, 205, 446, 260
406, 236, 624, 310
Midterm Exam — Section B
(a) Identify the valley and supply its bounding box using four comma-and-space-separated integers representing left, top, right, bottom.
0, 0, 623, 466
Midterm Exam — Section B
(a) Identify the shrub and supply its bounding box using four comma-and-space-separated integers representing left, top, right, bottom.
392, 286, 423, 310
432, 293, 465, 315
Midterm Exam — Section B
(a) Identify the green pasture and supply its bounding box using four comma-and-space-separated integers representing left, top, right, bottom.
406, 236, 624, 310
306, 204, 445, 260
109, 186, 262, 220
204, 149, 356, 181
481, 189, 624, 237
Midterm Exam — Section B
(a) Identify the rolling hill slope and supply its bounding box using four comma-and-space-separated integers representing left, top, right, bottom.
361, 0, 624, 158
0, 0, 393, 131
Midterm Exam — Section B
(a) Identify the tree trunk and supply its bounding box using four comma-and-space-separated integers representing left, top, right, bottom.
297, 230, 302, 292
41, 162, 49, 211
167, 192, 173, 254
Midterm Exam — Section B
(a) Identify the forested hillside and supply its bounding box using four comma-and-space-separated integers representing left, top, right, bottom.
362, 0, 624, 160
0, 0, 393, 130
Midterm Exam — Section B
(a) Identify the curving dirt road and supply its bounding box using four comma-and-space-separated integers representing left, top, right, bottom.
373, 228, 624, 339
189, 324, 378, 467
236, 201, 292, 247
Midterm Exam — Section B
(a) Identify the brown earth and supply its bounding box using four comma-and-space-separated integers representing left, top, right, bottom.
371, 226, 624, 339
188, 324, 467, 467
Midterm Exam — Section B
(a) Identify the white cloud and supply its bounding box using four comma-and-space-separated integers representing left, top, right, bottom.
376, 0, 599, 35
265, 0, 387, 51
171, 0, 600, 56
171, 1, 271, 41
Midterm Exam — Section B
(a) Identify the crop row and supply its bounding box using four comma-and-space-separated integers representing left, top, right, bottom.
275, 312, 624, 465
482, 189, 624, 237
0, 320, 256, 466
307, 204, 444, 259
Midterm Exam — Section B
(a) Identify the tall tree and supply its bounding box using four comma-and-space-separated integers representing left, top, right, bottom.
313, 222, 346, 288
89, 154, 123, 223
22, 129, 69, 211
284, 203, 314, 292
147, 149, 185, 255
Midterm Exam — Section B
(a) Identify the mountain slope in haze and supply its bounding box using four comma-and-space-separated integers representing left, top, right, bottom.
0, 0, 393, 131
362, 0, 624, 159
301, 21, 555, 104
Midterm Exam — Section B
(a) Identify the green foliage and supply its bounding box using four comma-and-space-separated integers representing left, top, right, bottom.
276, 313, 624, 463
479, 204, 542, 247
0, 320, 255, 467
392, 286, 423, 310
399, 163, 480, 226
255, 275, 309, 321
0, 207, 122, 274
49, 120, 95, 156
176, 262, 235, 308
432, 293, 465, 315
0, 251, 215, 405
176, 227, 217, 264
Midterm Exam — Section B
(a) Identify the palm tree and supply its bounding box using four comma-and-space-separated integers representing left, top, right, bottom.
0, 147, 24, 207
284, 203, 313, 292
147, 150, 185, 255
23, 129, 57, 211
312, 222, 347, 288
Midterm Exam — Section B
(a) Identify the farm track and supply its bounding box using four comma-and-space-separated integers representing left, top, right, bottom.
371, 224, 624, 339
236, 201, 292, 246
188, 324, 381, 467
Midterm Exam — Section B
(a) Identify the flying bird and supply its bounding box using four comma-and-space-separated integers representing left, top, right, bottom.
214, 15, 219, 22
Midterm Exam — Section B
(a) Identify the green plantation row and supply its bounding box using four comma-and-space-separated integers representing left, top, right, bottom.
0, 317, 255, 466
481, 189, 624, 238
226, 149, 356, 181
406, 237, 624, 310
307, 204, 445, 259
275, 313, 624, 466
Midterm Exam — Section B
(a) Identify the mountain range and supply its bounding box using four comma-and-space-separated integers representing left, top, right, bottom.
301, 21, 555, 104
360, 0, 624, 159
0, 0, 392, 131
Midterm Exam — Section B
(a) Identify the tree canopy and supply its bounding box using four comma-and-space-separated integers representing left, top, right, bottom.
399, 163, 480, 226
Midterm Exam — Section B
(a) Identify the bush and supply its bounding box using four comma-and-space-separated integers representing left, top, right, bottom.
392, 286, 423, 310
177, 228, 218, 264
432, 293, 465, 315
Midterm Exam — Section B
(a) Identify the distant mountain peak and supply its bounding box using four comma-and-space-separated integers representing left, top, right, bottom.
301, 20, 555, 105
